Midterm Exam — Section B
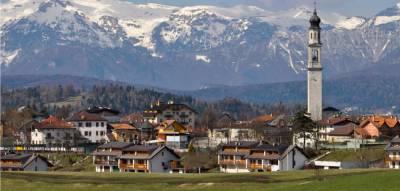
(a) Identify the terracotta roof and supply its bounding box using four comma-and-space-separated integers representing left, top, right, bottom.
68, 111, 107, 122
35, 116, 74, 129
359, 116, 400, 129
252, 114, 274, 123
110, 123, 136, 130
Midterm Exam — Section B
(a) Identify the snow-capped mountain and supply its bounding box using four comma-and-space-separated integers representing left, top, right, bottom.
1, 0, 399, 90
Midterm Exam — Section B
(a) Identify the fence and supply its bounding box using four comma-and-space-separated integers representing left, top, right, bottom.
0, 146, 85, 153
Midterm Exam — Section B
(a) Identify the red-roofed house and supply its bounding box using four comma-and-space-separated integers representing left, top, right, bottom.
31, 116, 79, 146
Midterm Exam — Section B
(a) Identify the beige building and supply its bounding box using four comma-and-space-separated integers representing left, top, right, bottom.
143, 101, 196, 130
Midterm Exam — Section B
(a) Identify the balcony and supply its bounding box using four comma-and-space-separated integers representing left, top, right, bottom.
120, 163, 148, 170
219, 160, 246, 166
94, 160, 118, 166
248, 164, 272, 171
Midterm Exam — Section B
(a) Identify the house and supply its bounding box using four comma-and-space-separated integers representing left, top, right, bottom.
318, 117, 359, 142
15, 120, 39, 145
264, 114, 293, 145
208, 119, 262, 146
156, 120, 190, 150
0, 153, 52, 171
68, 111, 109, 143
385, 136, 400, 169
218, 141, 258, 173
110, 123, 140, 143
246, 144, 308, 172
118, 145, 181, 173
87, 106, 121, 123
325, 123, 359, 143
143, 100, 196, 130
217, 141, 308, 173
92, 142, 135, 172
358, 116, 400, 139
31, 116, 80, 146
134, 121, 156, 142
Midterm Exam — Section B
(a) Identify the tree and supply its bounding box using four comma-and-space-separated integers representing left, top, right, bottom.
292, 109, 317, 150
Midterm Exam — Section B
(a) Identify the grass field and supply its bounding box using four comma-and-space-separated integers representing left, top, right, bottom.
321, 148, 385, 162
1, 169, 399, 191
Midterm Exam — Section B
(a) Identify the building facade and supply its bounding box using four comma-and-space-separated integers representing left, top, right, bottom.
30, 116, 79, 146
385, 136, 400, 169
217, 141, 308, 173
118, 145, 181, 173
68, 111, 109, 143
143, 101, 196, 130
92, 142, 135, 172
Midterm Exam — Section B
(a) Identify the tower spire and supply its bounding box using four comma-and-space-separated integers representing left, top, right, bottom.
313, 0, 317, 14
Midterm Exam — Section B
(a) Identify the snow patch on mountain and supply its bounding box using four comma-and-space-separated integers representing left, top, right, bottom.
1, 49, 20, 66
374, 15, 400, 25
196, 55, 210, 63
336, 17, 366, 30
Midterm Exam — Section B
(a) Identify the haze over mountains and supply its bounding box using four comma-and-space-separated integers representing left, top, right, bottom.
1, 0, 399, 90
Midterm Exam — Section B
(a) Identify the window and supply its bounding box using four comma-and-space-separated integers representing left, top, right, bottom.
84, 131, 89, 136
161, 152, 164, 156
100, 131, 104, 136
46, 133, 51, 138
78, 122, 82, 127
86, 122, 92, 127
96, 131, 99, 136
101, 122, 104, 127
96, 122, 99, 127
89, 132, 92, 136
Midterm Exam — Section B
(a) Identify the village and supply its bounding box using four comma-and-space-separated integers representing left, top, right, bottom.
1, 99, 399, 173
1, 8, 400, 174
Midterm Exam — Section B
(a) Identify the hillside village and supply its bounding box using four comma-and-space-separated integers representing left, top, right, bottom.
1, 2, 400, 189
1, 100, 400, 173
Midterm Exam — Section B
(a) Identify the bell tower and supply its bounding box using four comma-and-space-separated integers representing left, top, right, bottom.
307, 6, 323, 121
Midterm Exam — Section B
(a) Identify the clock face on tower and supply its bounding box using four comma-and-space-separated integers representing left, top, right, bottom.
312, 49, 319, 62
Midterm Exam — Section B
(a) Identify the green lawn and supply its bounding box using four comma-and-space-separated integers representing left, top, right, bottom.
321, 148, 385, 162
2, 169, 399, 191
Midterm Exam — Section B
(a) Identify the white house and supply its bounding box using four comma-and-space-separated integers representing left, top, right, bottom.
31, 116, 79, 146
218, 141, 308, 173
68, 111, 109, 143
118, 145, 181, 173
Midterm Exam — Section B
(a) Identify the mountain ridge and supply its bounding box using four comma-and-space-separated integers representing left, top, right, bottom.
1, 0, 399, 90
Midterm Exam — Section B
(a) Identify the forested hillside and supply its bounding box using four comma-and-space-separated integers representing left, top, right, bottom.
1, 85, 296, 121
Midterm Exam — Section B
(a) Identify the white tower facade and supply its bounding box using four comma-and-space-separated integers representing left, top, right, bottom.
307, 9, 323, 121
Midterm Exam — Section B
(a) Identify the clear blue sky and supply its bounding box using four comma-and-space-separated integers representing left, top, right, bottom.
128, 0, 400, 17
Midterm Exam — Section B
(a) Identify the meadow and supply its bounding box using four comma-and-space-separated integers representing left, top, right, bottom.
2, 169, 399, 191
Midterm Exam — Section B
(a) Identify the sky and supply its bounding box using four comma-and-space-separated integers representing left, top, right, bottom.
129, 0, 400, 17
